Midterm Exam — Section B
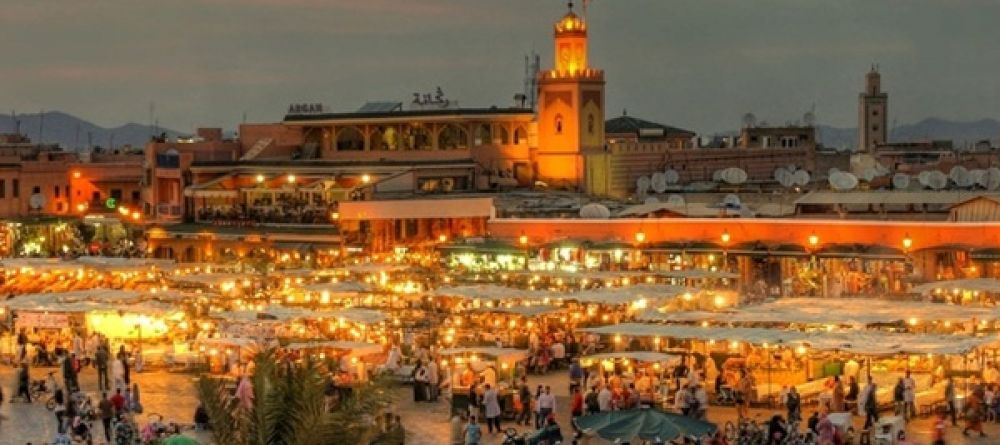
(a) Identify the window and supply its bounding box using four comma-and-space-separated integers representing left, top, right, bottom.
132, 190, 141, 201
0, 180, 4, 198
32, 186, 40, 194
555, 115, 563, 134
872, 110, 879, 116
13, 179, 19, 198
872, 125, 880, 132
65, 185, 70, 198
54, 185, 60, 198
111, 189, 123, 201
587, 114, 595, 135
92, 191, 101, 202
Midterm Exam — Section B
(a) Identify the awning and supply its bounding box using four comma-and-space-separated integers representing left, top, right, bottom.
185, 189, 239, 199
338, 197, 494, 220
971, 248, 1000, 260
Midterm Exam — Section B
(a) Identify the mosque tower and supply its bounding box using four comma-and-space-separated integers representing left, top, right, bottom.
534, 2, 606, 187
858, 66, 888, 152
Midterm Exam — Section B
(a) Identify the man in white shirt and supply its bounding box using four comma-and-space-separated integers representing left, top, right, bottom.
537, 386, 557, 425
550, 342, 566, 367
598, 385, 612, 412
903, 370, 916, 420
427, 359, 439, 401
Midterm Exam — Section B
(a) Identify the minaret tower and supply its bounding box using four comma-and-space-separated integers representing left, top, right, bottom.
858, 66, 888, 152
534, 2, 606, 187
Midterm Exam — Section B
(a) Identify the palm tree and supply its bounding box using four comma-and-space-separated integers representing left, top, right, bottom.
196, 349, 395, 445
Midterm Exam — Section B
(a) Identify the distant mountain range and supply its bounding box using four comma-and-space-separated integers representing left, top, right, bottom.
0, 111, 180, 150
816, 117, 1000, 150
0, 110, 996, 152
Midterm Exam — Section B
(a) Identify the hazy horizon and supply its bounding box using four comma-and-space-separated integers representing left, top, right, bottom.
2, 0, 998, 135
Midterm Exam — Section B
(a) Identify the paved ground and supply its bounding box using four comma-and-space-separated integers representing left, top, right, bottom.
2, 365, 999, 444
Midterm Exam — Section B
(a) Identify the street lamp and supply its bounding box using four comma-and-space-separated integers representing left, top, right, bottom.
808, 232, 819, 248
635, 231, 646, 244
902, 234, 913, 252
256, 174, 265, 183
721, 229, 731, 273
720, 230, 731, 245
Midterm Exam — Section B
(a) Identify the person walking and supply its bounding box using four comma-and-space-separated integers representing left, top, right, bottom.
53, 387, 66, 433
945, 376, 958, 426
517, 378, 532, 426
786, 386, 801, 423
61, 352, 78, 393
571, 386, 584, 422
831, 375, 845, 412
117, 346, 131, 386
412, 360, 427, 403
893, 378, 906, 418
463, 416, 482, 445
903, 370, 916, 420
482, 384, 501, 434
537, 386, 556, 427
94, 345, 110, 391
16, 362, 31, 403
98, 392, 114, 443
962, 388, 987, 438
584, 385, 600, 415
112, 352, 125, 389
863, 380, 879, 430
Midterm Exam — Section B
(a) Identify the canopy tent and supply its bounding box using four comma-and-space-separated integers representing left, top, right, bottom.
579, 323, 996, 356
170, 273, 247, 287
298, 281, 373, 295
466, 305, 565, 317
438, 347, 530, 363
574, 408, 717, 443
344, 264, 410, 274
911, 278, 1000, 295
564, 284, 694, 306
192, 337, 260, 350
213, 307, 387, 324
74, 256, 176, 271
284, 340, 383, 356
639, 297, 1000, 325
581, 351, 682, 367
429, 284, 557, 301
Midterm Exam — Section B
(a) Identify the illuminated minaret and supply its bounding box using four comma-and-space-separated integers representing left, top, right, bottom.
534, 2, 605, 187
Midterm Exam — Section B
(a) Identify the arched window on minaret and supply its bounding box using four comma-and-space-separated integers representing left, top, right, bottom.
587, 114, 595, 135
555, 114, 563, 134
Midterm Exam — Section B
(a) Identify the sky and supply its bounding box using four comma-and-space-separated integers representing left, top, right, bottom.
1, 0, 998, 135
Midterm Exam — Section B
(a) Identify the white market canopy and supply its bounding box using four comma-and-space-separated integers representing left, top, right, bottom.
2, 290, 178, 315
170, 273, 248, 286
579, 323, 996, 356
911, 278, 1000, 296
298, 281, 372, 295
429, 284, 557, 301
467, 305, 565, 317
581, 351, 682, 366
344, 264, 410, 274
639, 297, 1000, 325
284, 340, 383, 356
565, 284, 695, 306
438, 347, 530, 363
214, 307, 387, 324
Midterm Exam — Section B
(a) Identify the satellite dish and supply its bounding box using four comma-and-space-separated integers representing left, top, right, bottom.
29, 193, 46, 210
950, 166, 972, 187
829, 172, 858, 191
926, 171, 948, 190
742, 112, 757, 128
663, 169, 680, 184
892, 173, 910, 190
791, 170, 810, 186
774, 167, 790, 183
970, 169, 987, 188
720, 167, 748, 185
711, 169, 724, 182
666, 194, 686, 206
650, 172, 668, 193
579, 203, 611, 219
987, 168, 1000, 191
859, 167, 878, 182
636, 176, 651, 194
722, 194, 742, 207
917, 171, 932, 187
644, 196, 660, 205
827, 167, 840, 177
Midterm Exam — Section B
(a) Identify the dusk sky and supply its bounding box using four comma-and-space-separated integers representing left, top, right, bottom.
2, 0, 998, 135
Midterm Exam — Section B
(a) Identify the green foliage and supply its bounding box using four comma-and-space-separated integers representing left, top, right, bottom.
195, 349, 395, 445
